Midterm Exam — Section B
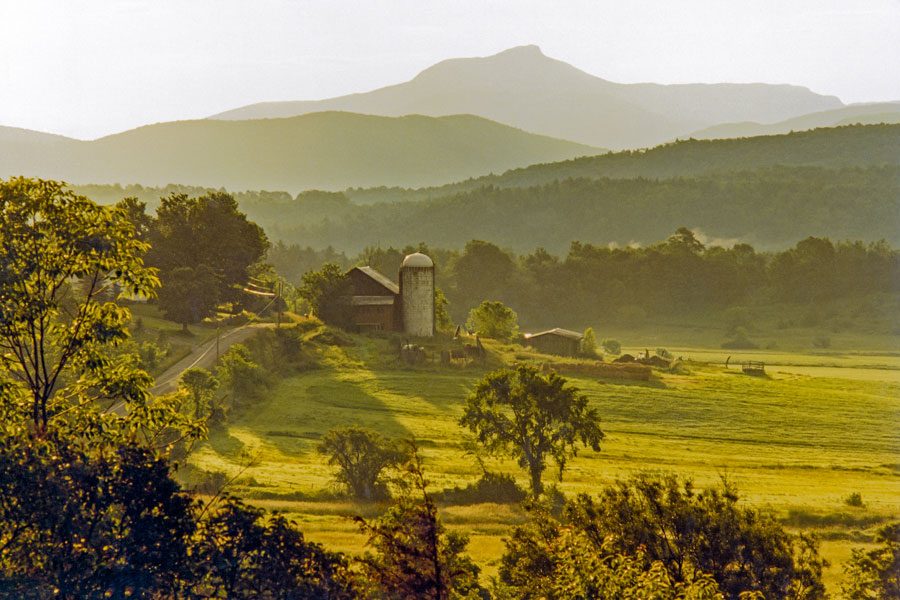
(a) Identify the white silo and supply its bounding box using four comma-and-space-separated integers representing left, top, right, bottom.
400, 252, 435, 337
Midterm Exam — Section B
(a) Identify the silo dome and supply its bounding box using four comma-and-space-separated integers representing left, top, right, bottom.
401, 252, 434, 268
400, 253, 435, 337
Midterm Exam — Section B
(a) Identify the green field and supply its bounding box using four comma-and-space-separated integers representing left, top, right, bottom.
184, 330, 899, 594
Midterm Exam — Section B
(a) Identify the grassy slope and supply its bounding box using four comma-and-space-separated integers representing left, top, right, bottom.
186, 329, 899, 593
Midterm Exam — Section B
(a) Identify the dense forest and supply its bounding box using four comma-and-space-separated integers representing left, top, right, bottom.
272, 166, 900, 253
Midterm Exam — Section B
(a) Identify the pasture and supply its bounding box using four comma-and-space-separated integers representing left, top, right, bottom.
185, 332, 900, 593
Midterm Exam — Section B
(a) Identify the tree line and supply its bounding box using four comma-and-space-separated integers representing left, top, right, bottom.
272, 230, 899, 334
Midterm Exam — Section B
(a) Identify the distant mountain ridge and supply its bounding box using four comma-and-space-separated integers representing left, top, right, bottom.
0, 111, 599, 191
211, 45, 843, 149
689, 102, 900, 139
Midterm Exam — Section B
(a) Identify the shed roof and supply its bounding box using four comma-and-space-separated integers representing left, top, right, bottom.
524, 328, 584, 341
351, 266, 400, 295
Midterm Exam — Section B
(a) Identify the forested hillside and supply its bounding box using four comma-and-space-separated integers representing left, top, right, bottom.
345, 124, 900, 204
272, 166, 900, 252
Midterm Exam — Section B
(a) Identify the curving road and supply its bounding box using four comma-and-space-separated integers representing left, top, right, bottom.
107, 322, 271, 415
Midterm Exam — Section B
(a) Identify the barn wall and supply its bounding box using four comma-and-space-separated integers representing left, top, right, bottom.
528, 335, 580, 356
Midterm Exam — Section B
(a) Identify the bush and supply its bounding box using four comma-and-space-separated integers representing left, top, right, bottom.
601, 339, 622, 355
655, 347, 673, 359
437, 472, 527, 506
844, 492, 866, 508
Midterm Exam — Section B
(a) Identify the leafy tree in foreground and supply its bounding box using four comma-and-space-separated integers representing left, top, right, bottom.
189, 497, 356, 599
0, 435, 196, 598
510, 473, 826, 600
842, 522, 900, 599
0, 177, 161, 438
498, 507, 724, 600
298, 262, 353, 327
460, 365, 603, 495
354, 450, 484, 599
466, 300, 519, 341
318, 427, 408, 501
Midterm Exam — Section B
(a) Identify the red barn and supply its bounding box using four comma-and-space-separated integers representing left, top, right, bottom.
346, 266, 401, 332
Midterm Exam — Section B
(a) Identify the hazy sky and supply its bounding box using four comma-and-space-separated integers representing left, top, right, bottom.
2, 0, 898, 139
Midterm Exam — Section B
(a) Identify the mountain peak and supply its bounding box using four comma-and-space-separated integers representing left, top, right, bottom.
494, 44, 545, 58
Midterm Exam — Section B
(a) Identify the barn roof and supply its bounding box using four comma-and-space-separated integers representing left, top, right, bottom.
524, 328, 584, 341
351, 266, 400, 295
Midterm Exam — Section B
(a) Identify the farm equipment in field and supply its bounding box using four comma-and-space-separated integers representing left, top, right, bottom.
741, 361, 766, 376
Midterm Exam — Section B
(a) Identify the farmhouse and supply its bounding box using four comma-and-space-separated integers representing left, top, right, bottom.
523, 328, 583, 356
344, 253, 435, 337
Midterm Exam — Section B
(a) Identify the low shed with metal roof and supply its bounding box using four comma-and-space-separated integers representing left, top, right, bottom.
524, 327, 584, 356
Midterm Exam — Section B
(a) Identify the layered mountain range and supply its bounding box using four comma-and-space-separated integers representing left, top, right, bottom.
2, 45, 897, 195
212, 45, 845, 149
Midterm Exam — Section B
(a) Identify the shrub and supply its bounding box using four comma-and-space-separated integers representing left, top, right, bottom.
437, 472, 527, 506
844, 492, 866, 508
656, 347, 673, 359
601, 339, 622, 355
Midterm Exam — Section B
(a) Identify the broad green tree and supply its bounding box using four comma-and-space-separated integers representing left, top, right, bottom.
318, 427, 408, 501
460, 365, 604, 495
148, 191, 268, 309
179, 368, 219, 419
157, 265, 219, 332
298, 262, 353, 327
0, 177, 159, 437
466, 300, 518, 341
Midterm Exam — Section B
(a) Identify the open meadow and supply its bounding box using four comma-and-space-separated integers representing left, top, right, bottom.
184, 328, 900, 593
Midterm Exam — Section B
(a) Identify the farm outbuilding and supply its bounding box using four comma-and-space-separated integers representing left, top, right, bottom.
342, 254, 435, 337
346, 266, 401, 332
524, 328, 583, 356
